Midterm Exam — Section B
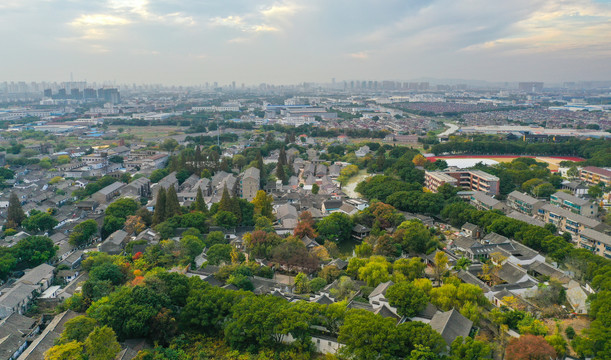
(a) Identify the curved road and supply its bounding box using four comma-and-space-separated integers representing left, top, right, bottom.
437, 123, 459, 138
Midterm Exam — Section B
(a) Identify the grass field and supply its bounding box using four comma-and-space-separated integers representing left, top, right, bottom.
108, 125, 188, 141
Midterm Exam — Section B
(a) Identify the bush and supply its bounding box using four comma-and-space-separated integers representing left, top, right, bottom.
309, 277, 327, 293
565, 326, 575, 339
3, 228, 17, 237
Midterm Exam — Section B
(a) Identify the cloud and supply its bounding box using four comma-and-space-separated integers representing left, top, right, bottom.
347, 51, 369, 59
70, 14, 130, 27
251, 24, 279, 33
459, 0, 611, 56
260, 2, 302, 18
2, 0, 611, 84
63, 0, 196, 53
210, 15, 244, 28
208, 0, 303, 41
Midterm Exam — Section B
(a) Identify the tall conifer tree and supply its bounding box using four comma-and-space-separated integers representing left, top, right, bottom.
165, 185, 181, 218
153, 187, 166, 224
7, 192, 25, 227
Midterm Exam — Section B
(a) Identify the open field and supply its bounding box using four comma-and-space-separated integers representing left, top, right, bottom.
108, 125, 187, 141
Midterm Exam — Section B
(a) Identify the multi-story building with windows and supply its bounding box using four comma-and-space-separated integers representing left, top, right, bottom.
424, 171, 458, 192
577, 228, 611, 259
470, 191, 507, 212
425, 170, 500, 195
537, 204, 604, 236
580, 166, 611, 187
240, 167, 260, 201
506, 191, 545, 216
550, 191, 597, 218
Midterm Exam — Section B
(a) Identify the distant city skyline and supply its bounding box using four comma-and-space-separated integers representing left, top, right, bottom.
1, 0, 611, 85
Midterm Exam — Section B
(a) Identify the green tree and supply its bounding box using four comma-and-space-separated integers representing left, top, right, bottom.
89, 263, 126, 285
567, 166, 579, 179
227, 273, 254, 291
316, 212, 354, 243
161, 138, 179, 151
150, 169, 170, 183
545, 333, 567, 358
180, 235, 204, 263
22, 211, 58, 233
57, 155, 71, 164
252, 190, 273, 219
338, 309, 400, 359
398, 220, 433, 254
386, 282, 429, 317
294, 272, 310, 294
309, 277, 327, 292
83, 325, 121, 360
532, 183, 556, 198
44, 341, 85, 360
433, 251, 448, 283
455, 257, 472, 270
101, 216, 124, 240
153, 187, 166, 225
355, 242, 373, 258
205, 231, 226, 247
14, 236, 56, 267
165, 185, 181, 218
311, 183, 319, 194
59, 316, 98, 343
218, 185, 233, 213
358, 256, 391, 287
224, 295, 285, 352
87, 286, 168, 340
233, 154, 247, 171
207, 244, 233, 265
7, 192, 25, 227
0, 248, 17, 280
275, 162, 286, 184
588, 185, 603, 199
450, 336, 492, 360
329, 276, 358, 300
105, 198, 139, 218
215, 211, 238, 229
521, 178, 544, 193
254, 216, 275, 232
393, 258, 425, 282
193, 187, 207, 212
430, 283, 486, 311
69, 220, 98, 246
517, 315, 548, 336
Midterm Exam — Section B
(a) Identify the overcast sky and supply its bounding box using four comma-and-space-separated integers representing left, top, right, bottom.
1, 0, 610, 85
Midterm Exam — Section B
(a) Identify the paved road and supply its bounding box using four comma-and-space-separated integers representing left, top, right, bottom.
437, 123, 459, 138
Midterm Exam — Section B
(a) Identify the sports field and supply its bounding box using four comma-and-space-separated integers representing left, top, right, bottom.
426, 155, 584, 171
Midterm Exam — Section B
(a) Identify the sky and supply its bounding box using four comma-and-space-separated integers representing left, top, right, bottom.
1, 0, 611, 85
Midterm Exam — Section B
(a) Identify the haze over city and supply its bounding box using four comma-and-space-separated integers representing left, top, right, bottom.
2, 0, 611, 85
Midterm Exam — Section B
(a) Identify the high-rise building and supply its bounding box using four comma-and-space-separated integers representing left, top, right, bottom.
518, 82, 544, 92
84, 88, 97, 99
71, 88, 81, 99
98, 88, 121, 104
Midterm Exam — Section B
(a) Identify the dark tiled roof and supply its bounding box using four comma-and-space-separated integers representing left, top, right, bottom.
429, 309, 473, 346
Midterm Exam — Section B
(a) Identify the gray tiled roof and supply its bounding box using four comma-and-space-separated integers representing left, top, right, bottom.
369, 280, 394, 299
429, 309, 473, 346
